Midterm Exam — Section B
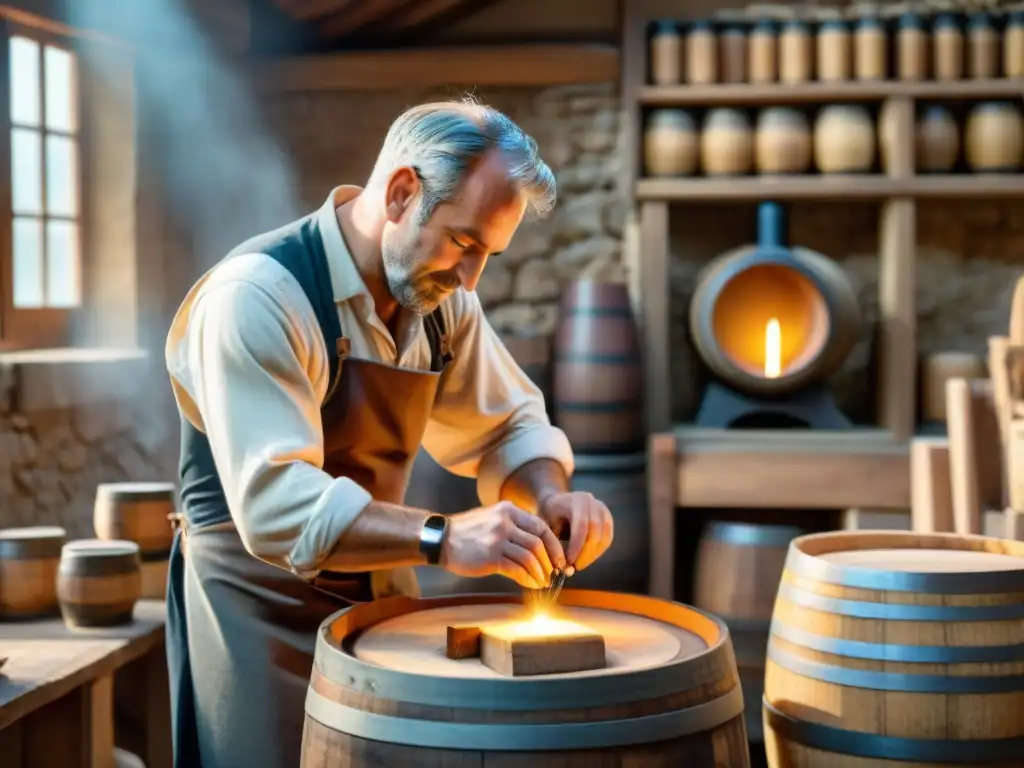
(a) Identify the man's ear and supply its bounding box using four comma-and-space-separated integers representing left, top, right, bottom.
384, 167, 419, 223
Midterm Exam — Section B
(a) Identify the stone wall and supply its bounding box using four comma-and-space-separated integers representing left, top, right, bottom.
0, 368, 178, 536
258, 82, 628, 339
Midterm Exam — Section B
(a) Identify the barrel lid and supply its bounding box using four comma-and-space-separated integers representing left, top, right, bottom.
751, 18, 777, 33
966, 11, 994, 30
818, 18, 849, 32
898, 12, 923, 30
932, 12, 962, 30
856, 15, 884, 30
62, 539, 140, 557
781, 18, 809, 31
0, 526, 66, 559
688, 19, 715, 33
648, 19, 680, 35
96, 481, 177, 501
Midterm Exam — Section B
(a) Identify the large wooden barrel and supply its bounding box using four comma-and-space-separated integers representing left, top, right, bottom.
694, 521, 808, 744
94, 482, 177, 600
0, 526, 65, 619
301, 591, 751, 767
57, 539, 142, 628
554, 281, 644, 453
689, 238, 862, 396
763, 530, 1024, 767
499, 332, 554, 419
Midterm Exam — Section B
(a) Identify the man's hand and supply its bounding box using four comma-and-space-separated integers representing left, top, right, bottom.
538, 492, 613, 572
441, 502, 566, 589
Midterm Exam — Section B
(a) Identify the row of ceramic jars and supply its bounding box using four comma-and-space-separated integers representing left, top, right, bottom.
649, 11, 1024, 85
643, 102, 1024, 177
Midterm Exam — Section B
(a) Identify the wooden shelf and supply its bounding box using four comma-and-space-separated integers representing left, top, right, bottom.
639, 78, 1024, 107
636, 174, 1024, 201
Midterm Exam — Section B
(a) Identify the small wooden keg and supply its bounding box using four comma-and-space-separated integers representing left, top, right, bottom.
764, 530, 1024, 766
921, 351, 984, 422
933, 12, 964, 81
748, 19, 777, 83
779, 19, 812, 83
756, 107, 811, 174
553, 281, 643, 453
814, 105, 876, 173
701, 108, 754, 176
686, 20, 717, 84
301, 591, 751, 767
817, 19, 851, 81
1005, 11, 1024, 78
648, 20, 682, 85
965, 101, 1024, 172
915, 105, 960, 173
0, 526, 65, 619
719, 22, 748, 83
643, 109, 699, 177
94, 481, 176, 600
896, 12, 928, 80
854, 14, 888, 80
57, 539, 142, 628
694, 521, 808, 743
967, 11, 998, 80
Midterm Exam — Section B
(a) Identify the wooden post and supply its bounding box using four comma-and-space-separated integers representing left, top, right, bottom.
648, 432, 677, 599
639, 201, 671, 434
877, 95, 916, 440
946, 378, 982, 535
910, 437, 954, 533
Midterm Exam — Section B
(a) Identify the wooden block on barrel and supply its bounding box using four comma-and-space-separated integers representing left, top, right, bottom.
479, 625, 606, 677
446, 625, 482, 659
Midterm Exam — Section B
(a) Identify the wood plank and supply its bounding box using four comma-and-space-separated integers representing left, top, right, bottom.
479, 626, 606, 676
946, 378, 982, 535
251, 44, 619, 90
910, 437, 954, 533
648, 432, 678, 600
674, 428, 910, 509
445, 625, 482, 660
638, 78, 1024, 106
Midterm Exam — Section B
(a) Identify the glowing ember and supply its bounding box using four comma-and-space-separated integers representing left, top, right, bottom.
498, 610, 590, 639
764, 317, 781, 378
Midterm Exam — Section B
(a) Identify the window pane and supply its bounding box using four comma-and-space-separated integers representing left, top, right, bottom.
46, 219, 79, 307
45, 135, 77, 216
11, 128, 42, 215
44, 46, 76, 132
13, 216, 43, 308
10, 36, 40, 126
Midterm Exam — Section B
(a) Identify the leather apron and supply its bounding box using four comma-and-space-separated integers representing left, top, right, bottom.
165, 215, 454, 768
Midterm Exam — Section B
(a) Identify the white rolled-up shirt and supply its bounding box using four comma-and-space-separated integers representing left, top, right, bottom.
165, 185, 574, 582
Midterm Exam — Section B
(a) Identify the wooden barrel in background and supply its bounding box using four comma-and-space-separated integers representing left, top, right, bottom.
94, 482, 177, 600
0, 526, 65, 619
764, 530, 1024, 767
301, 591, 750, 767
554, 281, 644, 453
693, 521, 808, 745
57, 539, 142, 628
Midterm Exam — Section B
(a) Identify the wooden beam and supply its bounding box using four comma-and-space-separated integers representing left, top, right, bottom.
272, 0, 353, 22
315, 0, 415, 40
383, 0, 506, 43
251, 44, 619, 90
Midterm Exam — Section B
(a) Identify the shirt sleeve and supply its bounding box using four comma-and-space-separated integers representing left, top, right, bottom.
422, 289, 574, 507
182, 275, 372, 576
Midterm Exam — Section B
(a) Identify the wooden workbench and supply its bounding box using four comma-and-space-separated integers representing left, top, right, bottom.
0, 600, 170, 768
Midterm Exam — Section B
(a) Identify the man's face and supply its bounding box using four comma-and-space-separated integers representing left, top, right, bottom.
382, 151, 527, 315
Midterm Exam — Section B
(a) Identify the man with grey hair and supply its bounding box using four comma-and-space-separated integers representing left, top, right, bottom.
164, 99, 616, 767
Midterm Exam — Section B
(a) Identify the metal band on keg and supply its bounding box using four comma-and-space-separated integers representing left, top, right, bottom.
767, 642, 1024, 693
776, 582, 1024, 621
304, 684, 744, 751
771, 620, 1024, 663
763, 699, 1024, 763
784, 542, 1024, 593
706, 522, 805, 548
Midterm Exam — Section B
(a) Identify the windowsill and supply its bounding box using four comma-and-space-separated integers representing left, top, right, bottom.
0, 346, 152, 411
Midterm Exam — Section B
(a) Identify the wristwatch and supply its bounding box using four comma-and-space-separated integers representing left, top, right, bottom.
419, 514, 449, 566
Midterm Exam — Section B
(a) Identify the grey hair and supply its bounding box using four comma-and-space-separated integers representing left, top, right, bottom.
367, 98, 557, 221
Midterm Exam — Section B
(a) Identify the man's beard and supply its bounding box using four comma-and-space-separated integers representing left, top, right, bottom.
382, 240, 456, 316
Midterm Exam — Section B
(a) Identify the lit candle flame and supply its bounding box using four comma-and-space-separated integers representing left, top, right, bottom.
764, 318, 781, 379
